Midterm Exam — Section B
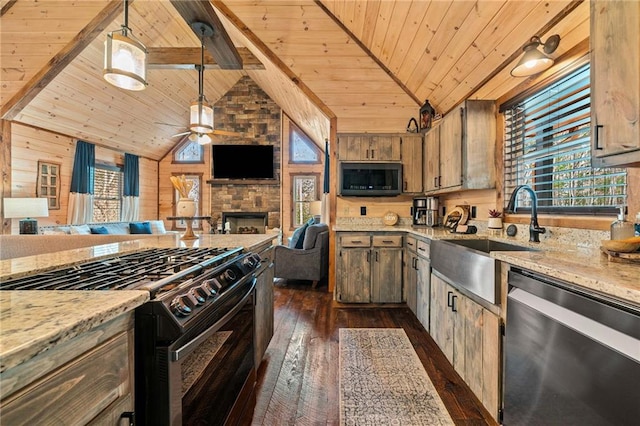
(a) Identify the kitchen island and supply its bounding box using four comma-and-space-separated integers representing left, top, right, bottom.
0, 232, 278, 424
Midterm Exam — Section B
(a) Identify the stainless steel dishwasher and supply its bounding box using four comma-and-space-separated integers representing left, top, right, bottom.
504, 268, 640, 425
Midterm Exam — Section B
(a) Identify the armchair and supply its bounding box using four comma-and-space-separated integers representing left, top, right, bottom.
273, 223, 329, 287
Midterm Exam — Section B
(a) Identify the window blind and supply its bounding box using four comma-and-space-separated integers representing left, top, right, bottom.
93, 166, 123, 222
503, 63, 626, 214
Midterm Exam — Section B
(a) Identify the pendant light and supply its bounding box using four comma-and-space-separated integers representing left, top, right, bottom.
190, 22, 215, 135
104, 0, 147, 91
511, 35, 561, 77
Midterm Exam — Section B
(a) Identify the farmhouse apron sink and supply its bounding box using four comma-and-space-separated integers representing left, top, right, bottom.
430, 239, 536, 304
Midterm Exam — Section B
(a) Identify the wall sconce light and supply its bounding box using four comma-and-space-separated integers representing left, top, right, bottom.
3, 198, 49, 234
104, 0, 147, 91
190, 22, 215, 135
511, 35, 561, 77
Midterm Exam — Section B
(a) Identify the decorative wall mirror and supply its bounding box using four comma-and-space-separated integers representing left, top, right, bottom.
37, 161, 61, 209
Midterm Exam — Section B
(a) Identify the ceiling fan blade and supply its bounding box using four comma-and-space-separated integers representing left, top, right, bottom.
172, 131, 191, 138
211, 129, 243, 137
155, 121, 184, 128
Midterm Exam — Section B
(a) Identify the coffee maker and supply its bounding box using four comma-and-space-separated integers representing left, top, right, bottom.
412, 197, 439, 227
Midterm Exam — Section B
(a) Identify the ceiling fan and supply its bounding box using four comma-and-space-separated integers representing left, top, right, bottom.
155, 22, 243, 145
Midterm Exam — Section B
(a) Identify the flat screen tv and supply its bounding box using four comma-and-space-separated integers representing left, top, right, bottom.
212, 144, 275, 179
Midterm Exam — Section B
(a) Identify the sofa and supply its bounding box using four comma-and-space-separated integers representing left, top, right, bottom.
273, 223, 329, 287
1, 221, 173, 261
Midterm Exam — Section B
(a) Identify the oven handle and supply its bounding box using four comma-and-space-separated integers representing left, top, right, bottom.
171, 277, 256, 362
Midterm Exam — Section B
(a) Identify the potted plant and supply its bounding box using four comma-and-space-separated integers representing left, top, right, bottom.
488, 209, 503, 229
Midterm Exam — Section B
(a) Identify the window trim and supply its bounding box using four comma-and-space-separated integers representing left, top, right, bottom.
171, 173, 203, 230
289, 123, 322, 165
92, 163, 123, 223
501, 62, 626, 217
172, 138, 205, 164
291, 172, 320, 229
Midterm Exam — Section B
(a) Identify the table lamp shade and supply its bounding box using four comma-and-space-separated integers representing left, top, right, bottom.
309, 201, 322, 223
3, 198, 49, 234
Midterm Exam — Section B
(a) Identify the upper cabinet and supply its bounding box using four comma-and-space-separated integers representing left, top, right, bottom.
590, 0, 640, 167
337, 134, 401, 161
400, 134, 423, 193
423, 100, 497, 194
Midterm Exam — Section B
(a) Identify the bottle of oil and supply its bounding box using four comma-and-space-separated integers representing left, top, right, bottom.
610, 206, 635, 240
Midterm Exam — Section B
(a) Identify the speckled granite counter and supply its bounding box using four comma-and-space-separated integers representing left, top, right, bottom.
334, 224, 640, 306
0, 232, 279, 376
0, 232, 279, 280
0, 290, 149, 373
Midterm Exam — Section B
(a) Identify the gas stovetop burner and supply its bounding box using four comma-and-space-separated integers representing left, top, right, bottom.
0, 247, 243, 292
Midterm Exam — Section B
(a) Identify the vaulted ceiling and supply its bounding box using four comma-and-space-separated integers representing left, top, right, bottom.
1, 0, 589, 161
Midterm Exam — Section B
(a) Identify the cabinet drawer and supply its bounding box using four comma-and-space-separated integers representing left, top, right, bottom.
417, 240, 430, 258
373, 235, 403, 247
406, 236, 418, 251
340, 234, 371, 247
1, 332, 132, 425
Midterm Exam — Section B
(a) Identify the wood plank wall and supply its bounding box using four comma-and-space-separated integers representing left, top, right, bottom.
6, 123, 158, 234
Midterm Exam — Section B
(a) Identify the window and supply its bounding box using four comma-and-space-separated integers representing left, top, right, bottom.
290, 124, 321, 164
173, 174, 202, 229
503, 63, 626, 214
93, 165, 123, 222
37, 161, 61, 209
173, 140, 204, 164
292, 174, 319, 227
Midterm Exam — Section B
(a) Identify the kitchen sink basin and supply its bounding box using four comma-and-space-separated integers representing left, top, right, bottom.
440, 239, 538, 254
430, 239, 536, 305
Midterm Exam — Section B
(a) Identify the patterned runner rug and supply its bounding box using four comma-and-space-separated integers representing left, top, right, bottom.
339, 328, 454, 425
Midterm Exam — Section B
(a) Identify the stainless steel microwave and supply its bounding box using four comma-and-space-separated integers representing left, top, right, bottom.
339, 162, 403, 196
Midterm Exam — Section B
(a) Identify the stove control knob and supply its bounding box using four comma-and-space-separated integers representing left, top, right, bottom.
170, 296, 192, 316
200, 281, 217, 297
221, 269, 236, 284
189, 288, 206, 305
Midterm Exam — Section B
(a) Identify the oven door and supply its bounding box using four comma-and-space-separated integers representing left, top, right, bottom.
138, 278, 256, 426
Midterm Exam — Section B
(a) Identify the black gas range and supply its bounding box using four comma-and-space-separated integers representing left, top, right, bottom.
0, 246, 263, 425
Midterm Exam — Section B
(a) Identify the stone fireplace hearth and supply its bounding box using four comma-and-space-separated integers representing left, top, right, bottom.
222, 212, 268, 234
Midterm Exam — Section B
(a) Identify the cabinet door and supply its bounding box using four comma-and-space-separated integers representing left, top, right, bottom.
338, 135, 366, 160
336, 248, 371, 303
424, 126, 441, 192
404, 253, 417, 311
401, 134, 423, 193
591, 0, 640, 166
460, 295, 484, 396
371, 247, 403, 303
254, 258, 274, 369
369, 135, 401, 161
439, 107, 463, 189
415, 256, 431, 331
429, 274, 454, 363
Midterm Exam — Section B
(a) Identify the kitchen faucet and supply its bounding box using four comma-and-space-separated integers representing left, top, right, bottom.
506, 185, 546, 243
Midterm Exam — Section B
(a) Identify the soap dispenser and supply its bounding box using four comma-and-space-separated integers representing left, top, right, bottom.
610, 206, 635, 240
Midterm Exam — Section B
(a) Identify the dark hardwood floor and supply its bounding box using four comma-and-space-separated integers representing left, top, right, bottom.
244, 279, 498, 425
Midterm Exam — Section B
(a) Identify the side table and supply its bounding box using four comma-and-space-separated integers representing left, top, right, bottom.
166, 216, 211, 240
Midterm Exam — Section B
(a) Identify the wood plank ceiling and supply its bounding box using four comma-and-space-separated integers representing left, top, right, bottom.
1, 0, 589, 161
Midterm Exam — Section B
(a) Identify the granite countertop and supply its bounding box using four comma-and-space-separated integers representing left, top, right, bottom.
0, 232, 279, 375
334, 224, 640, 306
0, 290, 149, 373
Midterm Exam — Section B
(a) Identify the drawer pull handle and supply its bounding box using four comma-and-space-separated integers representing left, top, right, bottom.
447, 291, 453, 307
451, 295, 458, 312
382, 240, 394, 243
418, 247, 426, 251
351, 240, 362, 243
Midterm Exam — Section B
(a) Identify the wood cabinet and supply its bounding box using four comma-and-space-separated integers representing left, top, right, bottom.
430, 273, 500, 419
336, 232, 403, 303
590, 0, 640, 167
254, 245, 274, 369
423, 100, 496, 194
404, 236, 418, 314
337, 134, 401, 161
0, 313, 135, 425
400, 134, 423, 193
403, 236, 431, 331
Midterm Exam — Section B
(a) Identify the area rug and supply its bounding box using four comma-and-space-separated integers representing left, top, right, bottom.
339, 328, 454, 425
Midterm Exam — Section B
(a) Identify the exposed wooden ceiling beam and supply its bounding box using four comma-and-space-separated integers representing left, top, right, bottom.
1, 0, 123, 120
147, 47, 263, 70
170, 0, 243, 70
0, 0, 18, 17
